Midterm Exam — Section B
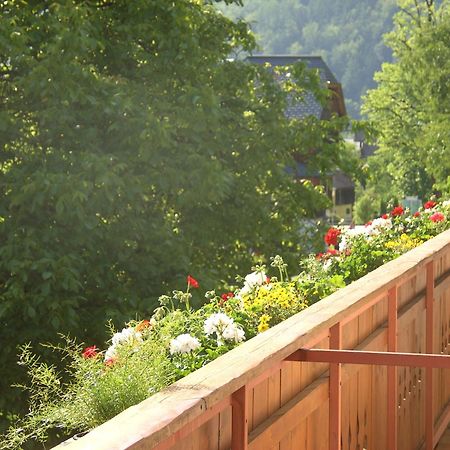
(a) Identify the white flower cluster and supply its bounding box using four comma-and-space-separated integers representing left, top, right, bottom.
169, 333, 201, 355
338, 217, 393, 252
369, 217, 392, 233
204, 312, 245, 346
104, 327, 142, 361
238, 271, 267, 297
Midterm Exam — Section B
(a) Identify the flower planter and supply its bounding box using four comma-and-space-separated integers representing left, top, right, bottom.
54, 229, 450, 450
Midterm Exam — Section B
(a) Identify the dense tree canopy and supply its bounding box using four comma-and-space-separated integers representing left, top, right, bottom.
217, 0, 398, 118
0, 0, 349, 422
363, 0, 450, 203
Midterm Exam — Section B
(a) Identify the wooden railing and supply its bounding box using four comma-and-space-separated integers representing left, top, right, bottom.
57, 229, 450, 450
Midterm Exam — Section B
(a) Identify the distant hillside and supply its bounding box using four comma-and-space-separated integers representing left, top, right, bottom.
218, 0, 398, 118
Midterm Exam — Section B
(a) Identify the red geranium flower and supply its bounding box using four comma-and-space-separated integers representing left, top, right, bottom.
327, 248, 339, 256
324, 227, 341, 247
187, 275, 199, 289
82, 345, 98, 359
413, 211, 421, 218
390, 206, 404, 217
430, 212, 445, 223
365, 221, 373, 227
316, 252, 324, 260
381, 214, 389, 219
221, 292, 234, 302
424, 200, 437, 209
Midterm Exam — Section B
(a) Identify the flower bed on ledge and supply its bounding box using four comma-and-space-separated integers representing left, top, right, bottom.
2, 200, 450, 449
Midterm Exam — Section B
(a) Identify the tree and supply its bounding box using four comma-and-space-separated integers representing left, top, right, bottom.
0, 0, 348, 423
363, 0, 450, 202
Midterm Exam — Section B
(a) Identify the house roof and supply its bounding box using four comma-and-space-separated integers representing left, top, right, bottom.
246, 55, 344, 119
246, 55, 338, 83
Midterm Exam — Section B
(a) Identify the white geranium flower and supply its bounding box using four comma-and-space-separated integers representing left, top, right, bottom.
238, 271, 267, 297
111, 327, 142, 347
371, 217, 392, 230
104, 327, 143, 360
104, 345, 117, 361
222, 324, 246, 343
204, 312, 234, 336
203, 313, 245, 346
169, 334, 201, 355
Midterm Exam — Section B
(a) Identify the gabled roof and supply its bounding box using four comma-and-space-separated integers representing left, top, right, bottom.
246, 55, 338, 84
246, 55, 345, 119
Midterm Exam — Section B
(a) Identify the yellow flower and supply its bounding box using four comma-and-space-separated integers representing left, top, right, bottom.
258, 314, 271, 333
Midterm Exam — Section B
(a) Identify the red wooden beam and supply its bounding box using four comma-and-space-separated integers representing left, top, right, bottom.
329, 322, 342, 450
426, 261, 435, 450
287, 349, 450, 369
232, 385, 248, 450
387, 286, 398, 449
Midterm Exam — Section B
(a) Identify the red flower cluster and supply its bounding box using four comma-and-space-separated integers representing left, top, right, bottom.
390, 206, 404, 217
187, 275, 199, 289
381, 214, 389, 219
82, 345, 98, 359
365, 220, 373, 227
414, 211, 421, 218
324, 227, 341, 247
430, 212, 445, 223
327, 248, 339, 256
424, 200, 437, 210
221, 292, 234, 302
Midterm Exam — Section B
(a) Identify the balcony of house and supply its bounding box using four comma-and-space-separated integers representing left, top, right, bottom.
57, 229, 450, 450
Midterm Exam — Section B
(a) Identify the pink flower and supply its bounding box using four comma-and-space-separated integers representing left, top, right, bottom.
187, 275, 199, 289
390, 206, 404, 217
82, 345, 98, 359
430, 212, 445, 223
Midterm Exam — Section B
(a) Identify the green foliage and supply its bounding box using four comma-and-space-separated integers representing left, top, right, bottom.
296, 255, 346, 304
353, 186, 382, 224
363, 0, 450, 201
0, 0, 349, 426
217, 0, 398, 117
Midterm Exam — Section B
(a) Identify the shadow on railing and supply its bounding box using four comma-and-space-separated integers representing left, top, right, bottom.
58, 230, 450, 450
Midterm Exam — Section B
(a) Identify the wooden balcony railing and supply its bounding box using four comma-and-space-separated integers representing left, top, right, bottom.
57, 229, 450, 450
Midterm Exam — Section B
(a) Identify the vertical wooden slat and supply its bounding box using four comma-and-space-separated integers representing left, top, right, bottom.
329, 322, 342, 450
426, 261, 435, 450
232, 386, 248, 450
388, 286, 398, 449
